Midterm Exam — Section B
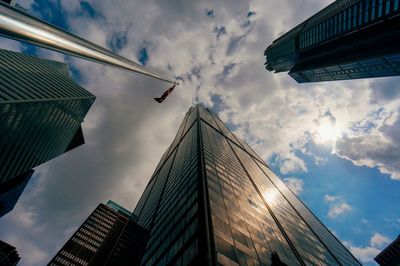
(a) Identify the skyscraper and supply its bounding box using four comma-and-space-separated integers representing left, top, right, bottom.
134, 105, 360, 265
49, 105, 360, 265
49, 201, 148, 266
0, 48, 95, 216
374, 235, 400, 266
0, 240, 20, 266
264, 0, 400, 83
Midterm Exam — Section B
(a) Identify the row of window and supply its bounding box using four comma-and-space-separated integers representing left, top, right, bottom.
266, 39, 296, 62
74, 232, 102, 248
0, 49, 93, 101
78, 227, 105, 243
59, 250, 88, 266
82, 222, 109, 238
291, 55, 400, 82
52, 256, 84, 266
70, 237, 97, 252
300, 0, 399, 49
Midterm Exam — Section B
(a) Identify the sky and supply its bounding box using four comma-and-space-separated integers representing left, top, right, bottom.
0, 0, 399, 265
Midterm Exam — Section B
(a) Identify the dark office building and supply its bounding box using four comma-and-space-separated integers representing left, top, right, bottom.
0, 240, 20, 266
0, 170, 33, 217
0, 48, 95, 216
375, 235, 400, 266
134, 105, 360, 265
264, 0, 400, 83
49, 201, 147, 266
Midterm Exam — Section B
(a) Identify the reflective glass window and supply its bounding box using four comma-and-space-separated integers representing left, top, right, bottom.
365, 0, 370, 23
378, 0, 383, 17
386, 0, 391, 14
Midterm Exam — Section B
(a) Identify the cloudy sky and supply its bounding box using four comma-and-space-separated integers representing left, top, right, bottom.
1, 0, 400, 265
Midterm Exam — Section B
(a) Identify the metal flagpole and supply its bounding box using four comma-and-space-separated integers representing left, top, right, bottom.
0, 2, 176, 84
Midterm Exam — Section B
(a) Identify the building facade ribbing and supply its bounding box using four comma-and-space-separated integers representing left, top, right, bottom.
265, 0, 400, 83
0, 48, 95, 195
0, 48, 95, 217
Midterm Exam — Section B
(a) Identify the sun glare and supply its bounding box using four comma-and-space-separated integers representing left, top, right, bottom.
263, 190, 277, 205
316, 122, 341, 143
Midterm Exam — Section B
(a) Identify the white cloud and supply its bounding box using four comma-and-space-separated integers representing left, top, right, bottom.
349, 245, 381, 263
370, 233, 391, 248
335, 121, 400, 180
324, 194, 340, 202
324, 195, 352, 218
345, 233, 392, 263
328, 202, 352, 218
283, 177, 304, 195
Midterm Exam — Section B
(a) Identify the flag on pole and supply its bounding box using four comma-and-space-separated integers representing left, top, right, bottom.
154, 84, 176, 103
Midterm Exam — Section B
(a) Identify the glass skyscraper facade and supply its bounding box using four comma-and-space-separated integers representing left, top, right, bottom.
134, 105, 360, 265
265, 0, 400, 83
0, 48, 95, 212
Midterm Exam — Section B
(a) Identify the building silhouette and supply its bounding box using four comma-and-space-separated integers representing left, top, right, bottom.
134, 105, 360, 265
264, 0, 400, 83
49, 201, 148, 266
0, 48, 95, 217
0, 170, 33, 217
374, 235, 400, 266
0, 240, 20, 266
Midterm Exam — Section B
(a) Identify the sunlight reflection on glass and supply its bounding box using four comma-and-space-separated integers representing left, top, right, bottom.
263, 190, 278, 205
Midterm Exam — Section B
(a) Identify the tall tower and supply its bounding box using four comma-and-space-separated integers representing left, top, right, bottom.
134, 105, 361, 265
0, 48, 95, 216
264, 0, 400, 83
49, 201, 148, 266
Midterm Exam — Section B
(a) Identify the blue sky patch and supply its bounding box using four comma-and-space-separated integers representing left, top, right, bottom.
107, 31, 128, 53
214, 26, 227, 40
247, 11, 256, 17
137, 46, 149, 65
32, 0, 69, 30
206, 9, 215, 18
269, 140, 400, 257
80, 1, 97, 18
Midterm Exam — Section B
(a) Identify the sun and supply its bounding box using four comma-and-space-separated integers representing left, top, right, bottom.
316, 122, 341, 143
